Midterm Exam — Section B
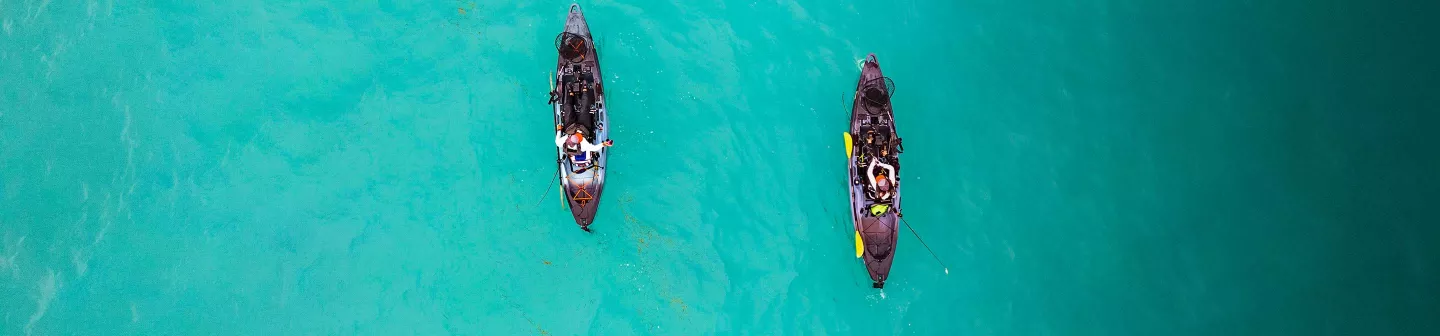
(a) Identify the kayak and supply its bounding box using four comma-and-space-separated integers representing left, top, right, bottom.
846, 54, 902, 288
550, 3, 609, 232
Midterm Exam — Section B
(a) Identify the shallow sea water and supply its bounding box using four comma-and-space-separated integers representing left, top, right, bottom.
2, 0, 1437, 335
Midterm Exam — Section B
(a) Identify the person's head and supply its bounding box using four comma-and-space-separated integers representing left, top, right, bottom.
876, 174, 891, 192
565, 131, 584, 151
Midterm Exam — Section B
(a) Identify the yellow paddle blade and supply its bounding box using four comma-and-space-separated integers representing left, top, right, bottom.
549, 72, 555, 91
844, 132, 853, 158
854, 231, 864, 258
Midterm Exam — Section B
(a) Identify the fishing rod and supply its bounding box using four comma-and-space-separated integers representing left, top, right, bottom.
896, 210, 950, 275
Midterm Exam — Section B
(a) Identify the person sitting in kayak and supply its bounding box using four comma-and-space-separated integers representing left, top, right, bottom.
867, 157, 896, 201
555, 124, 612, 168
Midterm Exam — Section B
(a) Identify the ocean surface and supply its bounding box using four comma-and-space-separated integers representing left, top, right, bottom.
2, 0, 1437, 335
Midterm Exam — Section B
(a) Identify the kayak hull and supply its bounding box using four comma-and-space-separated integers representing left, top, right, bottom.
553, 3, 608, 231
847, 54, 901, 288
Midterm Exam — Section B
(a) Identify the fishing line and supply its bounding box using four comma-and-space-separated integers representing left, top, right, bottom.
897, 211, 950, 274
535, 162, 561, 207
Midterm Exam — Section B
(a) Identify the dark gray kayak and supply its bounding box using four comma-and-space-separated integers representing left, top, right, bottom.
550, 3, 608, 232
846, 54, 902, 288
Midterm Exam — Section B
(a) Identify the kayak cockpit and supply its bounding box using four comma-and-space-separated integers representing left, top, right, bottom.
853, 76, 902, 209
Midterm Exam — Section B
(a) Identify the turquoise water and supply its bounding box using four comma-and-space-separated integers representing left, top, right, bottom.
3, 0, 1437, 335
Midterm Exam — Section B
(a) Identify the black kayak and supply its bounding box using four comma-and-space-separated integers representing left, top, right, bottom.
550, 4, 609, 232
846, 54, 903, 288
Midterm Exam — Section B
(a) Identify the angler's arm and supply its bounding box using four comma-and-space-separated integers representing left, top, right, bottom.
867, 158, 879, 186
579, 141, 605, 152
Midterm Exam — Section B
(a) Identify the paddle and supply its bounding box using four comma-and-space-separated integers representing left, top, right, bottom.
844, 132, 853, 159
854, 231, 864, 258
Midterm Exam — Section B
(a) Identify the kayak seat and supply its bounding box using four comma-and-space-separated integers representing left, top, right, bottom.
867, 190, 894, 204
